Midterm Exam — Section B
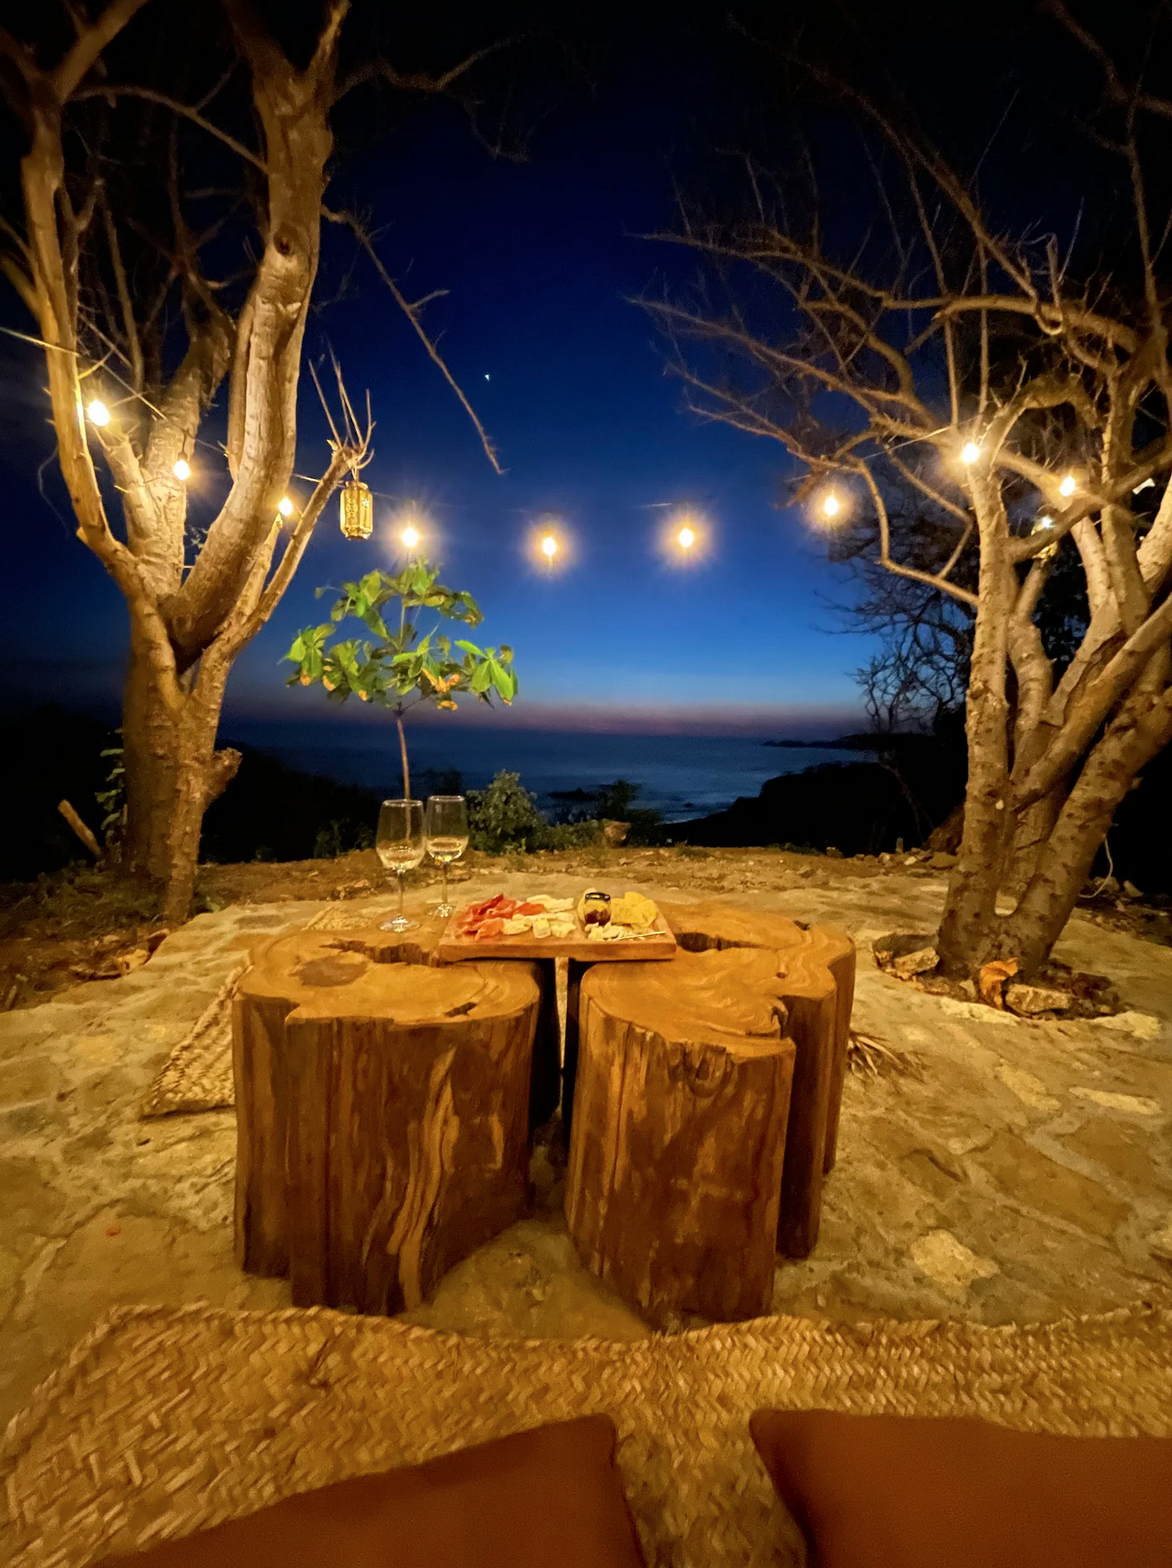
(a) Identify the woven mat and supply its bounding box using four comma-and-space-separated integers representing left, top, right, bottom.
138, 904, 395, 1119
3, 1302, 1170, 1568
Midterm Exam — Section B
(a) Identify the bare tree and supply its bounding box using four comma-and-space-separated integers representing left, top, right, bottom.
648, 8, 1172, 978
0, 1, 500, 924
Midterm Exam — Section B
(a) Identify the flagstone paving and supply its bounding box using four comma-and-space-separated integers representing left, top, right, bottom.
2, 865, 1170, 1429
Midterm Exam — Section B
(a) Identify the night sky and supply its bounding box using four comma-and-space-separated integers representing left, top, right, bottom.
0, 19, 875, 740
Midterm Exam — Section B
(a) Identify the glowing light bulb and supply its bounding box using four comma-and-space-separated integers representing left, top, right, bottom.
541, 534, 558, 559
172, 458, 191, 482
277, 496, 294, 518
401, 524, 421, 548
1059, 473, 1077, 497
1038, 515, 1054, 529
961, 441, 981, 465
86, 399, 110, 428
677, 526, 696, 549
821, 493, 841, 519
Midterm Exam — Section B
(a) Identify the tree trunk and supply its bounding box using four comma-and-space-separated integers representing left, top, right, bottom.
396, 713, 410, 799
1001, 789, 1065, 904
936, 511, 1014, 976
998, 674, 1172, 974
121, 626, 239, 924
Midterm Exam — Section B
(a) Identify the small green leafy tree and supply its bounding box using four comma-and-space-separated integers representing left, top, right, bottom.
285, 561, 518, 797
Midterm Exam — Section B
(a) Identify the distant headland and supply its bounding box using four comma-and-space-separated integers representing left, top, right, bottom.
763, 734, 882, 749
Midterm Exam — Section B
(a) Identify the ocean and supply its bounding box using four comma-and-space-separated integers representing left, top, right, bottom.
223, 720, 867, 823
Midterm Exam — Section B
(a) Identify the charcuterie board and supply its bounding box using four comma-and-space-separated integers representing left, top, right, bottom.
436, 890, 678, 963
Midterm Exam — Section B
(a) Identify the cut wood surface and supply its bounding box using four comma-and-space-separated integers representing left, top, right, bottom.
234, 929, 542, 1313
658, 900, 856, 1256
564, 948, 796, 1326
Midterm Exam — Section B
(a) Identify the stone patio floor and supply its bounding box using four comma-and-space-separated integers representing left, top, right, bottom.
2, 865, 1171, 1429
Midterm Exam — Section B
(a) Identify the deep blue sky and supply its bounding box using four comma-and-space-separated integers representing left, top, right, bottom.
0, 48, 874, 739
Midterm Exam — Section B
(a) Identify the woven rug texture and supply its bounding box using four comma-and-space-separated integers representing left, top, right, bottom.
3, 1302, 1170, 1568
138, 905, 394, 1118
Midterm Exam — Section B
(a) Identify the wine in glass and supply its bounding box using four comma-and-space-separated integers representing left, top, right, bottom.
425, 795, 469, 918
376, 798, 425, 932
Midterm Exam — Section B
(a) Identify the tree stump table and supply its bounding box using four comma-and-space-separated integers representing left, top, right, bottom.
563, 900, 856, 1326
233, 927, 548, 1314
659, 901, 855, 1255
564, 947, 796, 1325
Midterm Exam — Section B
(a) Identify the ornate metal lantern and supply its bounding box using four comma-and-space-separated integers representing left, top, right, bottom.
339, 477, 373, 540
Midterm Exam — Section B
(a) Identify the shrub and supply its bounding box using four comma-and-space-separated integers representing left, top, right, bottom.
467, 771, 606, 854
540, 819, 603, 850
467, 772, 548, 854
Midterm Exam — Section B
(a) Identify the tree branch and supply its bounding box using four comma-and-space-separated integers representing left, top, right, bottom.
324, 206, 503, 474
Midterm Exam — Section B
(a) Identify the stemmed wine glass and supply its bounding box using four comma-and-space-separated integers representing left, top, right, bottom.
376, 799, 425, 932
425, 795, 469, 919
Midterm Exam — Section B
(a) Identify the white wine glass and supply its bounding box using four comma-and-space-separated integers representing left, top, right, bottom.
425, 795, 469, 918
376, 799, 425, 932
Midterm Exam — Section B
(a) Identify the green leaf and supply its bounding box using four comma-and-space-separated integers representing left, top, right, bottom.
455, 639, 484, 657
490, 663, 517, 703
469, 661, 493, 694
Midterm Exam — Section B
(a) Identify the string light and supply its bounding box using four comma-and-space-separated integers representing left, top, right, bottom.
662, 509, 708, 563
529, 516, 571, 570
1059, 474, 1077, 497
86, 399, 111, 428
961, 441, 982, 465
401, 524, 421, 549
277, 496, 294, 518
820, 492, 842, 520
172, 458, 191, 482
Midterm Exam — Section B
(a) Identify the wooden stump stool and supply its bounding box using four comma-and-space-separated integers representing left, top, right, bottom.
234, 929, 544, 1314
564, 948, 796, 1326
659, 900, 856, 1257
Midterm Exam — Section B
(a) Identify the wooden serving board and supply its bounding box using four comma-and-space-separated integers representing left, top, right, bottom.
436, 906, 678, 964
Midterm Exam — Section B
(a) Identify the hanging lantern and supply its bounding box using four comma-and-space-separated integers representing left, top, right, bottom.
339, 477, 373, 540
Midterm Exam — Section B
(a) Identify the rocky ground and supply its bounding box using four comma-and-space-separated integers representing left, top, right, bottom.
2, 850, 1171, 1432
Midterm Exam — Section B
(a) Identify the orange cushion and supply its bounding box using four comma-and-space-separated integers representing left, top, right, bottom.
751, 1408, 1172, 1567
101, 1415, 645, 1568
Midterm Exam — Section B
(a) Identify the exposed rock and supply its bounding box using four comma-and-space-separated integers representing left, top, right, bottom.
1004, 982, 1074, 1017
891, 946, 940, 979
1087, 875, 1121, 896
928, 851, 957, 870
873, 931, 936, 968
972, 1130, 1131, 1239
995, 1061, 1061, 1114
1061, 1119, 1163, 1190
909, 1230, 999, 1296
1070, 1087, 1162, 1117
601, 820, 630, 847
1149, 1221, 1172, 1266
1090, 1010, 1163, 1039
1122, 881, 1143, 900
825, 846, 844, 858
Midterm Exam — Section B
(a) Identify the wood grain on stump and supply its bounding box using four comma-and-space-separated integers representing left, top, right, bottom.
335, 919, 561, 1132
564, 948, 796, 1326
234, 929, 542, 1313
658, 900, 856, 1257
